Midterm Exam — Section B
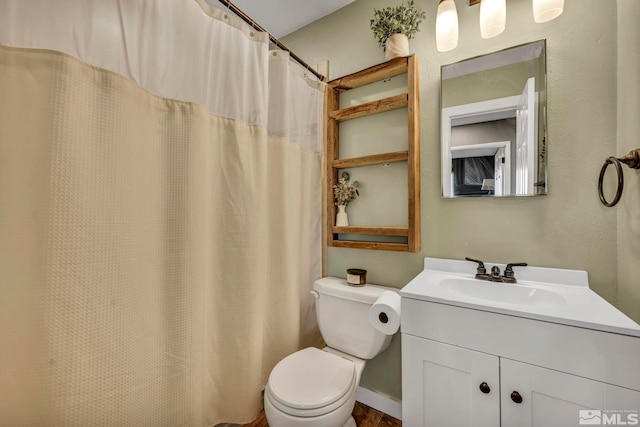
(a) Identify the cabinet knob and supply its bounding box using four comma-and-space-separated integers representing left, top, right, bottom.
479, 382, 491, 394
510, 391, 523, 404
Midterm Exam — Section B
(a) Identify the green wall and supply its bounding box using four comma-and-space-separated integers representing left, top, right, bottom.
616, 0, 640, 333
284, 0, 639, 402
442, 58, 540, 107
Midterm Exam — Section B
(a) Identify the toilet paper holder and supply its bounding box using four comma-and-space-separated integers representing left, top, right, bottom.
378, 312, 389, 324
369, 291, 401, 335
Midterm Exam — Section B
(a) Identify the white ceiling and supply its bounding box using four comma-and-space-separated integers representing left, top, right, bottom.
206, 0, 355, 38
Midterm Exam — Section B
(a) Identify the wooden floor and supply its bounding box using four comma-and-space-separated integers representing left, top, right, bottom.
242, 401, 401, 427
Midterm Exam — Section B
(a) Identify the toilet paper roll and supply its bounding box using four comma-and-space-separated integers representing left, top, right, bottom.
368, 291, 401, 335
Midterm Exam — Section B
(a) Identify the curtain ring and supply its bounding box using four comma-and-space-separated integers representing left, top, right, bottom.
598, 156, 624, 207
223, 0, 231, 19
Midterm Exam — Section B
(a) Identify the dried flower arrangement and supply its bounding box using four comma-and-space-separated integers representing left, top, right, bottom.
333, 172, 360, 206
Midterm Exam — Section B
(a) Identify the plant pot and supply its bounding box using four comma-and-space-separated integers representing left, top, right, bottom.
385, 33, 409, 60
336, 205, 349, 227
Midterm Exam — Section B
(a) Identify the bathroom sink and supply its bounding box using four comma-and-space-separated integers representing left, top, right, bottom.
400, 257, 640, 337
439, 277, 567, 309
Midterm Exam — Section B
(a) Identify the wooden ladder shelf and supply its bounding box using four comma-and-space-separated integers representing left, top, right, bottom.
326, 55, 420, 252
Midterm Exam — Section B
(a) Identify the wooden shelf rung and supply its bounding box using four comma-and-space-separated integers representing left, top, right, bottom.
331, 240, 409, 252
330, 93, 408, 122
329, 56, 409, 92
332, 226, 409, 236
332, 151, 408, 169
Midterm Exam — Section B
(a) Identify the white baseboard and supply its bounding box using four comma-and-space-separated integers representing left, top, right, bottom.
356, 386, 402, 420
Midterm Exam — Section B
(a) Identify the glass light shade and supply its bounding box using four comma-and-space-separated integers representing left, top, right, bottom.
480, 0, 506, 39
436, 0, 459, 52
533, 0, 564, 23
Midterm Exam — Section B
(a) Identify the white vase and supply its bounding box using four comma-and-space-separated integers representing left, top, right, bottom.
336, 205, 349, 227
385, 33, 409, 60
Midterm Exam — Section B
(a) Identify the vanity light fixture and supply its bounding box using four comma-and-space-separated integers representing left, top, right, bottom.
480, 0, 506, 38
532, 0, 564, 23
436, 0, 459, 52
439, 0, 564, 50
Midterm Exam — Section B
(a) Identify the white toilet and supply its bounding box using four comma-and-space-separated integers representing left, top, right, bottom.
264, 276, 398, 427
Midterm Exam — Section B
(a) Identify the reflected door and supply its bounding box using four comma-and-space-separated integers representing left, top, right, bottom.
515, 77, 536, 195
494, 145, 511, 196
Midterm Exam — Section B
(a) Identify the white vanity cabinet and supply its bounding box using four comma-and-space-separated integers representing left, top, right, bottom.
402, 334, 500, 427
500, 358, 640, 427
400, 258, 640, 427
403, 328, 640, 427
401, 298, 640, 427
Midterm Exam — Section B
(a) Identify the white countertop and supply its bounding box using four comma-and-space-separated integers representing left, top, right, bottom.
400, 257, 640, 338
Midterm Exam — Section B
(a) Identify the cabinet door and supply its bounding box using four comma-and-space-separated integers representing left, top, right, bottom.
604, 383, 640, 412
402, 334, 500, 427
501, 358, 640, 427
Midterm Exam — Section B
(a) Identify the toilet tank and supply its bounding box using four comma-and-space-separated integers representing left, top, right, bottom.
313, 277, 397, 359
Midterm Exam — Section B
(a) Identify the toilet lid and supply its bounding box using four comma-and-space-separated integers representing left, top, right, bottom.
268, 347, 356, 411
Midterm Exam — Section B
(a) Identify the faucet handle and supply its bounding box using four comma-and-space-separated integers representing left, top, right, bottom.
503, 263, 528, 283
465, 257, 489, 280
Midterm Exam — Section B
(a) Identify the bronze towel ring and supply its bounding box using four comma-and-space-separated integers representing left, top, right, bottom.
598, 149, 640, 207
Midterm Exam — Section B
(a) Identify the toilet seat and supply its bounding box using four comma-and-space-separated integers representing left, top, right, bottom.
266, 347, 357, 417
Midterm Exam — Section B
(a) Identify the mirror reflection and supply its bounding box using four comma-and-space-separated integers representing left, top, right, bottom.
441, 40, 547, 198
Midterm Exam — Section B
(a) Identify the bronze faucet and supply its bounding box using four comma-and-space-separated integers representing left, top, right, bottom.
466, 257, 528, 283
502, 263, 528, 283
465, 257, 489, 280
489, 265, 503, 282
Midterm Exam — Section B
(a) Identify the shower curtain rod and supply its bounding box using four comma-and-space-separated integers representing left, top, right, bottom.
217, 0, 325, 82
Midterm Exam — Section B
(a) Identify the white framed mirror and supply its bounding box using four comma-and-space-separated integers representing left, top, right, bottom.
441, 40, 547, 198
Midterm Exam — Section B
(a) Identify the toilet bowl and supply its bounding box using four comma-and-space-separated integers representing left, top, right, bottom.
264, 347, 364, 427
264, 277, 398, 427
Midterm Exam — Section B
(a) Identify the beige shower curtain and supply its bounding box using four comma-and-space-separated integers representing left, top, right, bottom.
0, 1, 323, 426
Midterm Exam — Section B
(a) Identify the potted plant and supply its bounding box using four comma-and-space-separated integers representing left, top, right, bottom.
333, 172, 360, 227
370, 0, 426, 60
